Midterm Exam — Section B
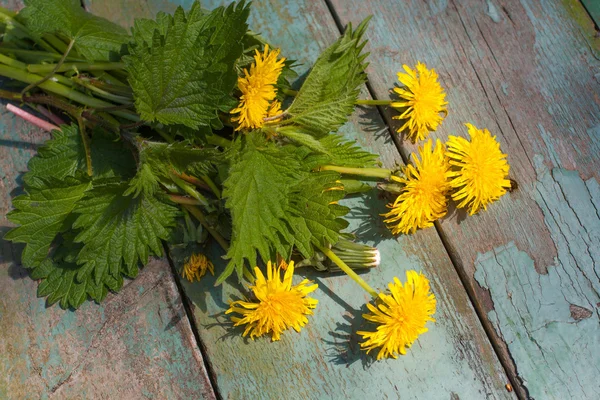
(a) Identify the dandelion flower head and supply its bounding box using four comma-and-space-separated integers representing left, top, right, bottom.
447, 123, 511, 215
231, 45, 285, 131
358, 270, 436, 360
383, 139, 451, 234
226, 261, 318, 341
392, 62, 448, 142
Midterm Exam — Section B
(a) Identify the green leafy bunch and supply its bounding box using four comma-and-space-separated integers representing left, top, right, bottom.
0, 0, 379, 308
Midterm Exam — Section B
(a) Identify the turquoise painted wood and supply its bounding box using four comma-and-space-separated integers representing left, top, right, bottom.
85, 0, 515, 399
328, 0, 600, 397
475, 156, 600, 399
0, 3, 216, 397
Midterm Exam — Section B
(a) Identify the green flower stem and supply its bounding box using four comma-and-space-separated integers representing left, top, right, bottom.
76, 116, 93, 176
155, 128, 175, 143
201, 175, 221, 199
174, 172, 211, 192
206, 134, 232, 148
0, 48, 84, 63
81, 76, 133, 96
43, 34, 69, 54
318, 245, 378, 298
171, 173, 210, 206
242, 266, 255, 282
169, 194, 201, 206
22, 39, 75, 95
355, 99, 393, 106
71, 76, 132, 104
182, 204, 230, 252
319, 165, 392, 179
340, 179, 372, 194
281, 88, 298, 97
0, 64, 138, 121
0, 53, 27, 69
27, 62, 126, 74
91, 70, 129, 88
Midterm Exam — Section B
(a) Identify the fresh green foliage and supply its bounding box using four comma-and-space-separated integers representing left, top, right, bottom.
221, 133, 299, 282
5, 125, 176, 308
287, 171, 349, 257
24, 125, 135, 185
0, 1, 383, 311
127, 140, 219, 197
272, 126, 330, 155
305, 133, 380, 169
220, 133, 358, 282
284, 18, 370, 137
72, 181, 179, 286
35, 259, 91, 309
125, 1, 250, 128
5, 176, 91, 268
20, 0, 130, 61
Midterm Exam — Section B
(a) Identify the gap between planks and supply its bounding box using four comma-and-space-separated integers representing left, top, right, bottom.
163, 242, 223, 400
322, 0, 525, 398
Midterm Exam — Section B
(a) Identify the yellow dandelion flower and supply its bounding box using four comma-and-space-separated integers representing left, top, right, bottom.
267, 100, 282, 119
358, 270, 436, 360
226, 261, 318, 341
392, 62, 448, 142
231, 45, 285, 131
383, 139, 451, 234
181, 253, 214, 282
447, 123, 511, 215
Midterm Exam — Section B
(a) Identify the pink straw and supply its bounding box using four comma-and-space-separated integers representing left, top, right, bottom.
6, 103, 60, 132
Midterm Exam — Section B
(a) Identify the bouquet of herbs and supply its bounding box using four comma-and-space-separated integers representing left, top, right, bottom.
0, 0, 511, 360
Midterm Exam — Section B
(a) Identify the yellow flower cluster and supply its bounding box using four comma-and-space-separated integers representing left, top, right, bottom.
383, 123, 511, 234
230, 45, 285, 131
220, 52, 511, 361
181, 253, 214, 282
223, 257, 436, 361
382, 62, 511, 234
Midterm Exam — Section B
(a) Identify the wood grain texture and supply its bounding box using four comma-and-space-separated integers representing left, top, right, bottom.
328, 0, 600, 397
86, 0, 516, 398
0, 1, 216, 392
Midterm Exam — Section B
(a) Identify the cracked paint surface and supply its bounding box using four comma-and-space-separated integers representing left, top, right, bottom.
475, 155, 600, 399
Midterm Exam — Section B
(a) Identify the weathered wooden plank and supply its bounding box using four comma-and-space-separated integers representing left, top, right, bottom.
328, 0, 600, 398
0, 2, 217, 393
85, 0, 517, 398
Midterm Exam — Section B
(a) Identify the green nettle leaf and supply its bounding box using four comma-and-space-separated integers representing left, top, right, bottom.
303, 133, 380, 170
127, 140, 219, 197
125, 0, 250, 129
32, 235, 109, 308
287, 171, 349, 257
20, 0, 130, 61
35, 257, 107, 309
4, 176, 92, 268
72, 181, 179, 286
220, 133, 300, 283
284, 18, 371, 137
24, 124, 135, 186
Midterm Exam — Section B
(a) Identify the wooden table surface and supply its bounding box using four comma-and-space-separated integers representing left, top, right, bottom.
1, 0, 598, 399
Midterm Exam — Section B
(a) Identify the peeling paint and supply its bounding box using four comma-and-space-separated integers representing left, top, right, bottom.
486, 0, 502, 23
475, 156, 600, 399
